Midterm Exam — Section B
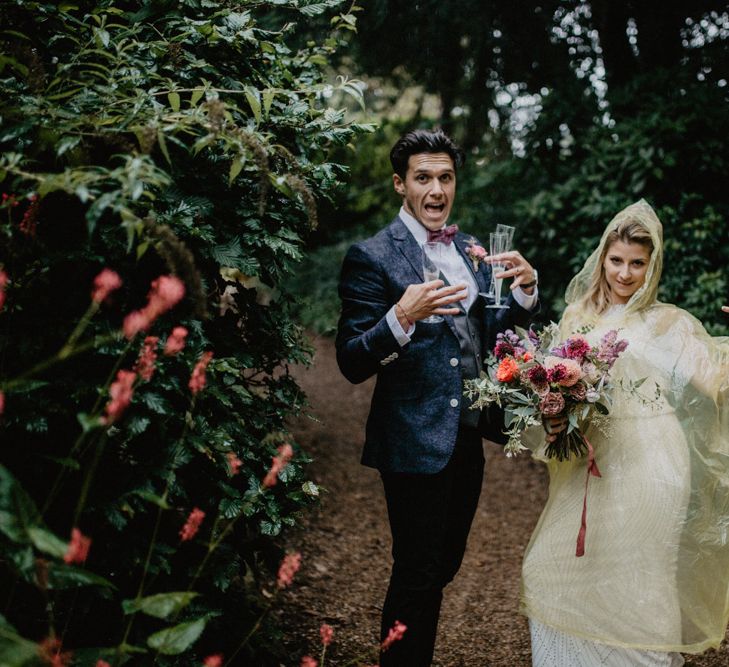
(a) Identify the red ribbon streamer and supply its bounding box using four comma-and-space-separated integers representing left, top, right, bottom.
576, 435, 601, 557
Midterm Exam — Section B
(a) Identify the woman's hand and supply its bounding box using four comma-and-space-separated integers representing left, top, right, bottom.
543, 414, 568, 443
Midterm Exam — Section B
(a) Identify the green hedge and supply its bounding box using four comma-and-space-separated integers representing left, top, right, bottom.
0, 1, 370, 664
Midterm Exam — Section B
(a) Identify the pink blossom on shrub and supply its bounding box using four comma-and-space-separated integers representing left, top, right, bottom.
95, 661, 111, 667
134, 336, 159, 382
180, 507, 205, 541
320, 623, 334, 646
102, 370, 136, 424
64, 528, 91, 564
277, 551, 301, 588
381, 620, 407, 652
227, 451, 243, 476
203, 654, 223, 667
91, 269, 122, 303
164, 326, 188, 356
189, 351, 213, 395
0, 390, 4, 415
0, 269, 8, 312
123, 275, 185, 339
38, 637, 71, 666
300, 658, 317, 667
263, 443, 294, 488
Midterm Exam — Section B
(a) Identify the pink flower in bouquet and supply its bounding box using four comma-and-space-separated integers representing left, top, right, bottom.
91, 269, 122, 303
320, 623, 334, 646
597, 330, 629, 367
180, 507, 205, 541
567, 382, 588, 401
64, 528, 91, 564
540, 391, 566, 416
527, 364, 549, 394
564, 335, 591, 361
277, 551, 302, 588
545, 356, 582, 387
581, 361, 600, 384
496, 357, 520, 383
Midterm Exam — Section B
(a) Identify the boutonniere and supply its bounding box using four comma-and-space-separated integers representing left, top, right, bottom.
465, 237, 487, 271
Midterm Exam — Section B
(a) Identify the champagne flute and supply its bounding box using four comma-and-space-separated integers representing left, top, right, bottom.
485, 232, 510, 309
480, 224, 515, 300
422, 241, 444, 323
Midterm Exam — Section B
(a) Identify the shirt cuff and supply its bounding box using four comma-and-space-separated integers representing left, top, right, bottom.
514, 286, 538, 311
386, 305, 414, 346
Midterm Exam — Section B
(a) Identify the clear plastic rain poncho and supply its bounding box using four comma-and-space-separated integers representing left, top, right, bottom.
520, 200, 729, 652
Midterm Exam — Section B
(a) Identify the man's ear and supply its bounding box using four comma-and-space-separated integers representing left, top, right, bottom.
392, 173, 405, 196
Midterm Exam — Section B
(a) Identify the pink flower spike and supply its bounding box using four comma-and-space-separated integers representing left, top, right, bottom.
91, 269, 122, 303
203, 654, 223, 667
189, 351, 213, 395
263, 443, 294, 488
277, 551, 302, 588
38, 637, 72, 666
102, 370, 136, 424
95, 661, 112, 667
320, 623, 334, 646
227, 451, 243, 476
134, 336, 159, 382
381, 620, 407, 652
164, 326, 188, 356
64, 528, 91, 564
180, 507, 205, 541
123, 310, 151, 339
0, 390, 4, 416
300, 657, 318, 667
0, 269, 8, 312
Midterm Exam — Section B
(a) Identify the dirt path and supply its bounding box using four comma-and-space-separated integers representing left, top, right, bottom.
279, 335, 729, 666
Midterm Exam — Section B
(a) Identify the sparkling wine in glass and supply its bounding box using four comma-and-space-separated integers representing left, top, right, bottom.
422, 241, 444, 323
485, 232, 510, 309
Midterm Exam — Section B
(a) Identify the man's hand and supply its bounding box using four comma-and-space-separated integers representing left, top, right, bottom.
543, 414, 568, 443
722, 306, 729, 313
485, 250, 537, 295
396, 280, 467, 327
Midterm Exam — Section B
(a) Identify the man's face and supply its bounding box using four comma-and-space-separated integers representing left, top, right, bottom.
393, 152, 456, 231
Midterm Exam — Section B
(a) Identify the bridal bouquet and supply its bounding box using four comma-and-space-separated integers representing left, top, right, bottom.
464, 324, 630, 459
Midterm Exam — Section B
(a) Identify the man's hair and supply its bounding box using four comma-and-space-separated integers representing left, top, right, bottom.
389, 129, 466, 179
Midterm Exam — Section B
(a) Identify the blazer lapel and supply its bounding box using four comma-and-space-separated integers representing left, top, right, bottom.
390, 216, 424, 281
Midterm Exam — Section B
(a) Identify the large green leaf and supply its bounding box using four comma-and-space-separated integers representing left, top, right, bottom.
122, 592, 198, 619
0, 464, 42, 544
46, 563, 117, 590
146, 617, 207, 655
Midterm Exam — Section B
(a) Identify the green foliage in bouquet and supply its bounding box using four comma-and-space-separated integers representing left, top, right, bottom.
0, 0, 371, 664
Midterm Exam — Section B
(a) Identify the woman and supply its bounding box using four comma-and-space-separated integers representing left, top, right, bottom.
521, 200, 729, 666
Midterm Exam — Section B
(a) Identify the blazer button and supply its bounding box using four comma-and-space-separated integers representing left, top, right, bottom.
450, 398, 459, 408
449, 357, 458, 367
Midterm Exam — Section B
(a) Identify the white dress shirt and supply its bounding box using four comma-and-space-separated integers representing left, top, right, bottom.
386, 206, 538, 345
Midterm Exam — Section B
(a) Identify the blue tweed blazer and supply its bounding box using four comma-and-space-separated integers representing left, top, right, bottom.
335, 216, 536, 474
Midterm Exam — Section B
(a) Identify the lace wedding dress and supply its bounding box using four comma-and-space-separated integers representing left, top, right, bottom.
520, 202, 729, 666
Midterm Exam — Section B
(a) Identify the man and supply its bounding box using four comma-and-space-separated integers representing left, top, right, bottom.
335, 129, 539, 665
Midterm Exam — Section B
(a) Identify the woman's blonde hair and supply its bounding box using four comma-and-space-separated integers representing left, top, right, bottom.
578, 217, 655, 315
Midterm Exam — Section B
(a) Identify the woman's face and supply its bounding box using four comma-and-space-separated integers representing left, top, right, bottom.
602, 239, 651, 305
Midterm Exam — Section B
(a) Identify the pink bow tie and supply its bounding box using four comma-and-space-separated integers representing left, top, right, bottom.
427, 224, 459, 245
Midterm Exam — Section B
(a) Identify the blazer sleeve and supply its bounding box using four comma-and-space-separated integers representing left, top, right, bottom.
335, 242, 406, 384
